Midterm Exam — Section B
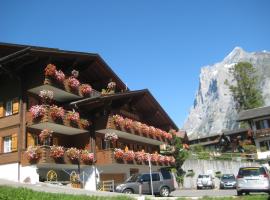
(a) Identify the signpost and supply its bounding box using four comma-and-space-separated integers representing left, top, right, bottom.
148, 154, 154, 196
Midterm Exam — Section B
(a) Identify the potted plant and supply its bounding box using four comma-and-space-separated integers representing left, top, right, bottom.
149, 126, 156, 137
29, 105, 46, 119
80, 119, 91, 129
158, 155, 165, 165
67, 77, 80, 90
141, 124, 150, 136
123, 150, 135, 162
80, 84, 92, 96
112, 114, 125, 127
151, 153, 159, 164
170, 156, 176, 165
101, 81, 116, 95
80, 150, 94, 164
25, 146, 42, 163
44, 64, 56, 77
50, 105, 65, 121
39, 129, 53, 145
55, 70, 65, 83
50, 145, 65, 160
114, 148, 124, 161
66, 110, 80, 123
104, 132, 118, 148
132, 121, 142, 134
135, 151, 145, 164
124, 118, 133, 130
66, 147, 80, 162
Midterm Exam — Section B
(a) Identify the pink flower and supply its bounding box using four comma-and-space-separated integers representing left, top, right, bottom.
50, 105, 65, 120
107, 81, 116, 89
26, 146, 41, 161
114, 148, 124, 160
55, 70, 65, 82
50, 145, 65, 158
80, 84, 92, 96
66, 147, 80, 160
66, 111, 80, 122
68, 77, 80, 89
39, 129, 53, 143
81, 150, 94, 163
123, 150, 135, 162
29, 105, 46, 118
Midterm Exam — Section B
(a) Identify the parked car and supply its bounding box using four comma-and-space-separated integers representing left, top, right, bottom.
115, 171, 175, 197
236, 166, 270, 195
219, 174, 236, 189
196, 174, 215, 189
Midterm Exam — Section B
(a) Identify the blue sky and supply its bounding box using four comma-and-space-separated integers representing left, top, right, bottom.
1, 0, 270, 128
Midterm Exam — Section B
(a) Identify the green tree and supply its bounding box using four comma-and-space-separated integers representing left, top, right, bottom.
225, 62, 264, 111
171, 134, 188, 185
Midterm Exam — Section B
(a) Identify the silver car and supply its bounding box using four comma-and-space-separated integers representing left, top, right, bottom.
115, 171, 175, 197
196, 174, 215, 189
236, 166, 270, 195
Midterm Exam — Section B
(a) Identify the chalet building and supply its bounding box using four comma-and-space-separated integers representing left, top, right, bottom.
220, 128, 254, 152
238, 106, 270, 159
0, 43, 178, 190
188, 133, 222, 151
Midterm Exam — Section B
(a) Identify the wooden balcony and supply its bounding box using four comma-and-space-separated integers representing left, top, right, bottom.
28, 77, 101, 102
21, 146, 91, 167
27, 107, 89, 135
96, 149, 174, 167
254, 128, 270, 138
96, 115, 168, 146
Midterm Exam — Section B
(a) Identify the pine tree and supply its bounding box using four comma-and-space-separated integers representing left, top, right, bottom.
226, 62, 264, 111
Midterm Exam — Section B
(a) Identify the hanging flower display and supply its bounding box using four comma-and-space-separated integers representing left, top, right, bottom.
55, 70, 65, 82
114, 148, 124, 160
132, 121, 142, 132
39, 129, 53, 144
66, 147, 80, 161
80, 119, 91, 129
112, 114, 125, 127
107, 81, 116, 90
124, 118, 133, 129
50, 145, 65, 159
170, 156, 176, 165
135, 151, 145, 163
25, 146, 42, 161
151, 153, 159, 163
44, 64, 56, 77
141, 124, 150, 135
123, 150, 135, 162
80, 84, 92, 96
71, 70, 79, 78
80, 150, 94, 164
29, 105, 46, 119
67, 77, 80, 90
158, 155, 165, 164
104, 132, 118, 142
50, 105, 65, 120
66, 110, 80, 122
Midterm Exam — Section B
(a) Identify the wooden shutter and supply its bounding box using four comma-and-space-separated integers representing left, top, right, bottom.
0, 102, 3, 117
11, 133, 18, 151
0, 137, 2, 153
12, 99, 19, 114
27, 132, 35, 147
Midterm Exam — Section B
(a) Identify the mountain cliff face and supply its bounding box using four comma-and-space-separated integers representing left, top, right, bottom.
183, 47, 270, 138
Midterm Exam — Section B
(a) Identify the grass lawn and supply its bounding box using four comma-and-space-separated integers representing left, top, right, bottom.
0, 186, 135, 200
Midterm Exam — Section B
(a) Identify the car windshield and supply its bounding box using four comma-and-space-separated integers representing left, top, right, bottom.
238, 167, 265, 177
221, 175, 235, 181
198, 175, 209, 178
125, 174, 141, 183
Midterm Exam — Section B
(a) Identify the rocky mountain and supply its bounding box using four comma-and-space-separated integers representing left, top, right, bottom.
183, 47, 270, 139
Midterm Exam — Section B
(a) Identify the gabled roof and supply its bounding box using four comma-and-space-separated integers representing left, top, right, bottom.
70, 89, 178, 131
237, 106, 270, 121
0, 42, 127, 91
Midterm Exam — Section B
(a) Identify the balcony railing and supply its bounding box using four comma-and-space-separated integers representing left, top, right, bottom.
254, 128, 270, 138
27, 106, 89, 135
28, 77, 101, 102
96, 115, 172, 145
96, 149, 175, 167
21, 146, 93, 166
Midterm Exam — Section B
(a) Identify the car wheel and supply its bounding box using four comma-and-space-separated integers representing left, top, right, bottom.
123, 189, 133, 194
237, 191, 242, 196
160, 186, 170, 197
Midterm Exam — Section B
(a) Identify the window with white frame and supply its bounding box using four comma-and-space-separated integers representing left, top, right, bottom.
3, 136, 12, 153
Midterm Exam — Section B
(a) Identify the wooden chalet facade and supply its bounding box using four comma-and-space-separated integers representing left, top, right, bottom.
0, 43, 178, 190
238, 106, 270, 159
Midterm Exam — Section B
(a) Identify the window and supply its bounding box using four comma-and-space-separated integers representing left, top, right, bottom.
5, 101, 12, 116
152, 173, 160, 181
3, 136, 12, 153
141, 174, 150, 182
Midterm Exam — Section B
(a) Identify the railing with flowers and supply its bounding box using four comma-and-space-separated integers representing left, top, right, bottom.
43, 64, 100, 98
106, 114, 173, 143
28, 104, 91, 131
22, 145, 94, 166
96, 148, 175, 166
